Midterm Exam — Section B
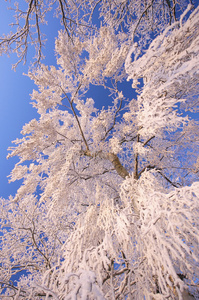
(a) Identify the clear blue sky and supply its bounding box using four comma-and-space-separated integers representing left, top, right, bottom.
0, 2, 133, 199
0, 2, 61, 198
1, 1, 198, 200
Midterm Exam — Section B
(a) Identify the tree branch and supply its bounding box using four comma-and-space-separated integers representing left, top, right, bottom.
134, 134, 140, 180
158, 171, 178, 188
83, 150, 129, 179
107, 153, 129, 179
103, 98, 123, 141
132, 0, 154, 41
143, 135, 155, 147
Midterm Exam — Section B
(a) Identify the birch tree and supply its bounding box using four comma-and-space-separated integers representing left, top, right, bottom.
1, 1, 199, 299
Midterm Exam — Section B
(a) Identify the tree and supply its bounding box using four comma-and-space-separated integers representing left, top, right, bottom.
0, 1, 199, 299
0, 0, 191, 68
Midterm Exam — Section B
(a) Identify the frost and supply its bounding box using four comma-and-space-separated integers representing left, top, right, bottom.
109, 137, 122, 154
1, 2, 199, 299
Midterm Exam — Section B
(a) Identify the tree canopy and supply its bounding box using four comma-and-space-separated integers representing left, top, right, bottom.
0, 1, 199, 299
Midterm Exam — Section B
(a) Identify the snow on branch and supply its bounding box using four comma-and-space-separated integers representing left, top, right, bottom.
120, 171, 199, 299
125, 5, 199, 138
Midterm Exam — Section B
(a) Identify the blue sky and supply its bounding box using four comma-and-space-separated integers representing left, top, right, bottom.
0, 2, 133, 199
1, 1, 199, 200
0, 2, 61, 198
